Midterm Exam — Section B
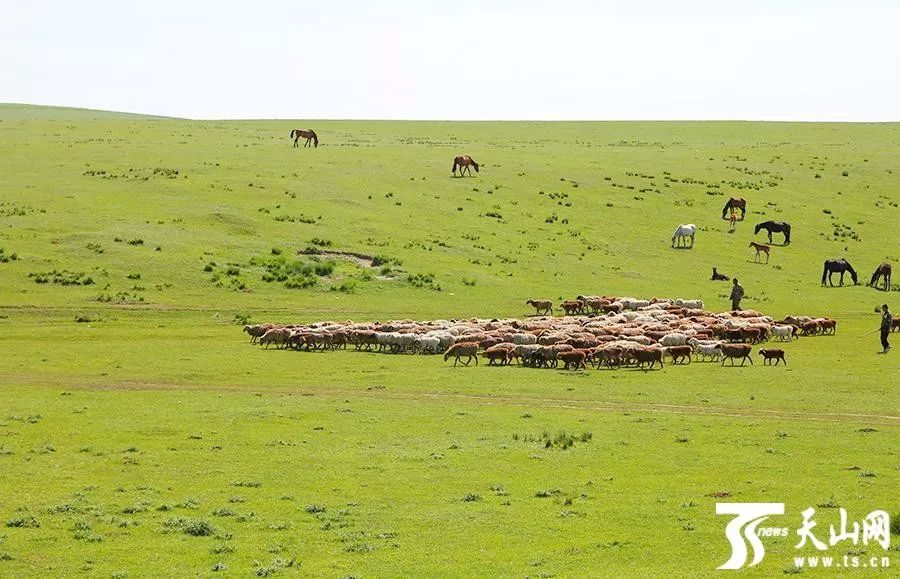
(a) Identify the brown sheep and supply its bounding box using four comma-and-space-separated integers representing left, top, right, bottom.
716, 343, 753, 366
259, 327, 291, 349
558, 350, 587, 370
482, 348, 513, 366
818, 318, 837, 335
800, 320, 820, 335
739, 326, 765, 344
593, 345, 623, 368
758, 348, 786, 365
634, 346, 664, 370
444, 342, 480, 366
243, 323, 273, 343
664, 345, 692, 365
561, 300, 584, 315
526, 299, 553, 316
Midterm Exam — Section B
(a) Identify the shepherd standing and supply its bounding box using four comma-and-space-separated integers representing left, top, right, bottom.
730, 278, 744, 311
880, 304, 892, 353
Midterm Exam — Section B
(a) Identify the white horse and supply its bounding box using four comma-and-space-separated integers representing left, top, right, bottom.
672, 224, 696, 248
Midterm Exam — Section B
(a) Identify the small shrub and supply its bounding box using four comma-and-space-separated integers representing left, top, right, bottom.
164, 517, 215, 536
231, 480, 261, 488
462, 493, 482, 502
5, 515, 39, 528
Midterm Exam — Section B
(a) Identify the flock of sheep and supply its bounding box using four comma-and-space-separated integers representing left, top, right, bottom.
242, 295, 835, 370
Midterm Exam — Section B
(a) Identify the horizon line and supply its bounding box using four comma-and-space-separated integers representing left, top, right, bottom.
3, 102, 900, 124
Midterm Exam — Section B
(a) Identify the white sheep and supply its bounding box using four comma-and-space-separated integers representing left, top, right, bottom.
660, 332, 688, 347
415, 336, 442, 354
772, 325, 794, 342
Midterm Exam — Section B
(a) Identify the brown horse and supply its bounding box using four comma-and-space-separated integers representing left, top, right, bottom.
749, 241, 770, 264
290, 129, 318, 148
722, 197, 746, 220
869, 262, 892, 291
452, 155, 479, 177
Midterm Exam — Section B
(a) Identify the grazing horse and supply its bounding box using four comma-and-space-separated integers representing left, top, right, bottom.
821, 258, 858, 286
721, 197, 746, 220
749, 241, 771, 264
870, 262, 892, 291
452, 155, 479, 176
754, 221, 791, 245
290, 129, 318, 148
671, 224, 696, 248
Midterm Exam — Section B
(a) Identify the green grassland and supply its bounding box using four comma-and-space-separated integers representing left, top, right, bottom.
0, 104, 898, 576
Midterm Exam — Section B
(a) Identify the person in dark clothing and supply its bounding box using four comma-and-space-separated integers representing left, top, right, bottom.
881, 304, 892, 353
730, 278, 744, 311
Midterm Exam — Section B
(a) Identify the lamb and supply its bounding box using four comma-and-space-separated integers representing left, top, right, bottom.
675, 299, 704, 309
758, 348, 786, 365
443, 342, 479, 366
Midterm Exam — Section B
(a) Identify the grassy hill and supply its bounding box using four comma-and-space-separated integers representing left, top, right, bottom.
0, 106, 897, 576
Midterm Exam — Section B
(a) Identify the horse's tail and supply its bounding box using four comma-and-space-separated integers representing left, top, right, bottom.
290, 129, 296, 139
821, 263, 828, 285
452, 158, 457, 173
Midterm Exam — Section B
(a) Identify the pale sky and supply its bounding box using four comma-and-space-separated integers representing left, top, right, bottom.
2, 0, 899, 120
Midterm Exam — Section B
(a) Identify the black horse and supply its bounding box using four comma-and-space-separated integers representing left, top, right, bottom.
755, 221, 791, 245
821, 258, 858, 287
